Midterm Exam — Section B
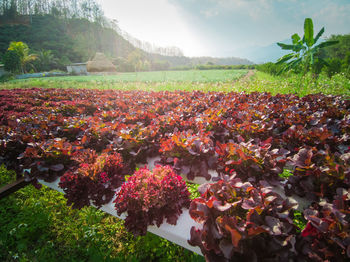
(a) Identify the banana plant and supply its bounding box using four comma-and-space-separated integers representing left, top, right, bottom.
276, 18, 338, 75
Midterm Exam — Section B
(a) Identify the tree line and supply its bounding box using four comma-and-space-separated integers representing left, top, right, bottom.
0, 0, 104, 24
0, 0, 186, 60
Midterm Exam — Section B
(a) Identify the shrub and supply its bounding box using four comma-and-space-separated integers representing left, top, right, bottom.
3, 49, 21, 73
114, 165, 191, 236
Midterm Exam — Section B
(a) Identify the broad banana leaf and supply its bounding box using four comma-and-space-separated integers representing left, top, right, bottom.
314, 27, 325, 44
287, 57, 302, 69
276, 53, 295, 64
316, 40, 339, 49
277, 43, 296, 50
304, 18, 314, 47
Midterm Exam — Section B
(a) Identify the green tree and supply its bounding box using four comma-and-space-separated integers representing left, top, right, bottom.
8, 41, 37, 73
323, 34, 350, 61
3, 49, 21, 73
276, 18, 338, 75
35, 49, 59, 71
127, 50, 145, 72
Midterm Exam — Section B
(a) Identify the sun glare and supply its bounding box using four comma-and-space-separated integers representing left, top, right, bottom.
98, 0, 208, 56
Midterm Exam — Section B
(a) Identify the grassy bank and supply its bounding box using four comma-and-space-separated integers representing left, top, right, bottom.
237, 71, 350, 97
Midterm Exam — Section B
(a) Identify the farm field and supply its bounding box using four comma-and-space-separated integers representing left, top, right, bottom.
0, 70, 349, 261
10, 69, 248, 83
1, 70, 349, 97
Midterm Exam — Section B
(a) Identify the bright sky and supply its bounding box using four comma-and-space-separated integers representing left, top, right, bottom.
97, 0, 350, 58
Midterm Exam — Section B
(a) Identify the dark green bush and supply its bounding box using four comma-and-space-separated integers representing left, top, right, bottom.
3, 50, 21, 73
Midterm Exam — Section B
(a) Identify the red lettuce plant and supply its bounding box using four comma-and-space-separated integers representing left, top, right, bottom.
215, 138, 289, 185
285, 146, 350, 201
19, 138, 74, 182
114, 165, 191, 236
188, 174, 298, 261
59, 150, 124, 209
0, 126, 27, 173
299, 188, 350, 261
114, 124, 161, 164
159, 130, 216, 180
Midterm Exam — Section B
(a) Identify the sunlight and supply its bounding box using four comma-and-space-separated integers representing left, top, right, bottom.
98, 0, 209, 56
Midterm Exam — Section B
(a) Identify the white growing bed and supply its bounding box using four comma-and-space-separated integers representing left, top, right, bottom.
38, 176, 203, 256
37, 155, 310, 257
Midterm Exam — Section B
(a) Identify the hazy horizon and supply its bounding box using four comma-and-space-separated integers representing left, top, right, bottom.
97, 0, 350, 59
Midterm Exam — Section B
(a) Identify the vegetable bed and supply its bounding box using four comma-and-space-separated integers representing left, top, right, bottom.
0, 88, 349, 261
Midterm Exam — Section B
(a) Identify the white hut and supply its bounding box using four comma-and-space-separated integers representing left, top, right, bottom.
66, 63, 88, 75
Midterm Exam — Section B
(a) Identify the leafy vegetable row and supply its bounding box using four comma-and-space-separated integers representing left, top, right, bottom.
0, 88, 349, 261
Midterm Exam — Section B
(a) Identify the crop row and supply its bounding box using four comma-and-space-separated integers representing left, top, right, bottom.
0, 88, 349, 261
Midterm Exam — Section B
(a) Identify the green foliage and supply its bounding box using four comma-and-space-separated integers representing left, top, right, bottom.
6, 69, 246, 83
233, 71, 350, 96
279, 169, 293, 179
324, 57, 342, 77
323, 34, 350, 61
255, 62, 284, 75
276, 18, 338, 75
186, 182, 201, 200
0, 15, 135, 70
1, 69, 349, 96
0, 167, 203, 261
293, 210, 307, 233
3, 49, 21, 73
151, 60, 170, 71
0, 73, 15, 82
34, 49, 59, 72
194, 64, 254, 70
322, 34, 350, 78
113, 57, 134, 72
0, 164, 16, 186
7, 41, 37, 73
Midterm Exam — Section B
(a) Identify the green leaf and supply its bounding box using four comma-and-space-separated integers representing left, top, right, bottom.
287, 57, 302, 69
276, 42, 296, 50
291, 33, 301, 44
275, 53, 294, 65
316, 40, 339, 49
293, 43, 305, 52
314, 27, 324, 44
304, 18, 314, 47
318, 57, 329, 67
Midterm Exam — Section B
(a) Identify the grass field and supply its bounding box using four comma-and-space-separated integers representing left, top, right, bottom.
1, 70, 349, 97
10, 69, 248, 83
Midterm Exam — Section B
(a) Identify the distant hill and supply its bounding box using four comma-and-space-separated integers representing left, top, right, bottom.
0, 15, 252, 72
0, 0, 252, 72
0, 14, 136, 64
147, 53, 253, 68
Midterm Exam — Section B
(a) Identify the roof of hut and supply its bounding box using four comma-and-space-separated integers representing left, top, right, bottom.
86, 52, 116, 72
